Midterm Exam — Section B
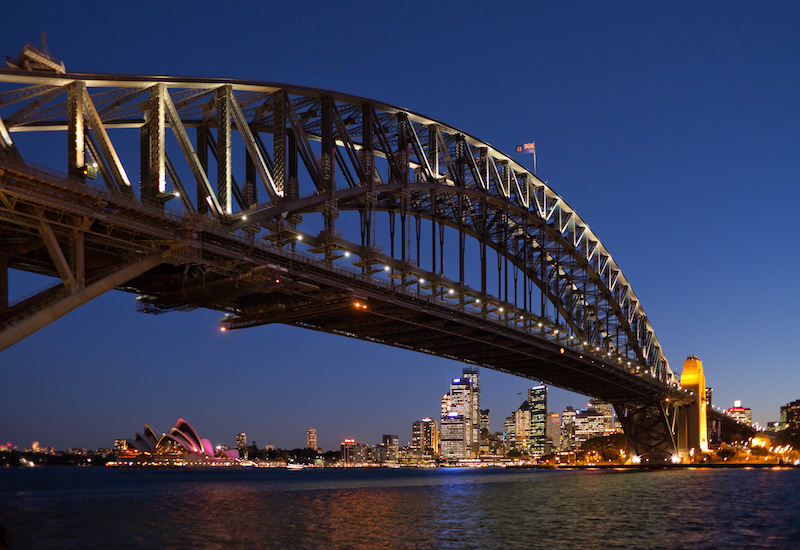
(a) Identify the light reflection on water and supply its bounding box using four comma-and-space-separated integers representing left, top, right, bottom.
1, 467, 799, 549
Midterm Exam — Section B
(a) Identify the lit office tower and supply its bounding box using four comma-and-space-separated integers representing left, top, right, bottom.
528, 385, 547, 457
412, 417, 439, 457
440, 411, 467, 459
480, 409, 490, 433
591, 400, 615, 433
547, 412, 561, 452
306, 428, 317, 450
462, 367, 481, 444
503, 416, 515, 451
441, 368, 481, 458
561, 406, 576, 451
782, 400, 800, 430
383, 434, 399, 463
236, 432, 247, 451
513, 401, 531, 450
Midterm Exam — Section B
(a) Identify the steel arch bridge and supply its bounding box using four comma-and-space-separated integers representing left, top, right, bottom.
0, 68, 696, 459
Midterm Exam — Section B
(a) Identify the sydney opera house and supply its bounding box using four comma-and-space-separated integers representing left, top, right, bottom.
118, 418, 239, 464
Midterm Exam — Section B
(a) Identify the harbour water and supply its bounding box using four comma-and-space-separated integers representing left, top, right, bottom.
1, 466, 799, 549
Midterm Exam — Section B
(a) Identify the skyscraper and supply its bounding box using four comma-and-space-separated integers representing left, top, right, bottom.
546, 412, 561, 452
306, 428, 317, 450
528, 385, 547, 457
236, 432, 247, 451
412, 417, 439, 457
442, 367, 481, 458
561, 406, 576, 451
440, 411, 467, 459
382, 434, 399, 463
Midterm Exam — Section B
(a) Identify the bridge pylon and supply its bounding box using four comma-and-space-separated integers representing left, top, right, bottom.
677, 355, 709, 458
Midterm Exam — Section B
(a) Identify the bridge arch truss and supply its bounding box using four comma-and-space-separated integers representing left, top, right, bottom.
0, 70, 692, 458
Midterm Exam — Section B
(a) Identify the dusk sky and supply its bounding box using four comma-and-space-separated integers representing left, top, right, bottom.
2, 1, 799, 452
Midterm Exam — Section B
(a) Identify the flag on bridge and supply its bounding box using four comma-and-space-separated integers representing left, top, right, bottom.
516, 142, 535, 154
516, 141, 537, 174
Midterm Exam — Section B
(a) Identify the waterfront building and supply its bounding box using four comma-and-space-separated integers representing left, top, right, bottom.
561, 406, 576, 451
340, 439, 368, 463
528, 385, 547, 457
574, 406, 606, 446
442, 367, 481, 458
440, 411, 467, 459
383, 434, 399, 463
590, 400, 615, 433
546, 412, 561, 452
121, 418, 239, 463
480, 409, 490, 434
725, 400, 752, 426
236, 432, 247, 451
412, 417, 439, 457
513, 402, 530, 450
782, 400, 800, 430
306, 428, 317, 450
503, 416, 515, 451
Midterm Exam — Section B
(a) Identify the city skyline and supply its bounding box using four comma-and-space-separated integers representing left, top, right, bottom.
3, 2, 800, 451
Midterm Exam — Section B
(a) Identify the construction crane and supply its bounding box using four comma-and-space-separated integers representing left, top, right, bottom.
6, 33, 66, 74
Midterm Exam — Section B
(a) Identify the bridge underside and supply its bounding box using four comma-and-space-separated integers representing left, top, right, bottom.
0, 161, 689, 410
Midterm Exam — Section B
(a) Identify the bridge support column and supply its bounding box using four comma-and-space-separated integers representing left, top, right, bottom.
0, 253, 162, 351
615, 401, 679, 462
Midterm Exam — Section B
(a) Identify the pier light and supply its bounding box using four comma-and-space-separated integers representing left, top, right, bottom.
384, 266, 390, 271
449, 288, 455, 294
241, 215, 247, 221
344, 251, 350, 257
297, 235, 303, 241
475, 299, 480, 304
538, 323, 543, 327
519, 316, 523, 320
419, 278, 425, 284
499, 307, 504, 312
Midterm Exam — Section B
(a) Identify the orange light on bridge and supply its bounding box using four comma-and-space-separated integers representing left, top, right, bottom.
220, 327, 226, 332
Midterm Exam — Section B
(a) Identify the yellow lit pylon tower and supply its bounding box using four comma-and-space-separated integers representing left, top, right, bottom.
678, 355, 709, 458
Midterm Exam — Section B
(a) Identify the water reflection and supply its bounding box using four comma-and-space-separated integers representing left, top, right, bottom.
1, 468, 799, 549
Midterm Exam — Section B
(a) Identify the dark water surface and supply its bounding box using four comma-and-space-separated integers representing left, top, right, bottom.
1, 466, 799, 549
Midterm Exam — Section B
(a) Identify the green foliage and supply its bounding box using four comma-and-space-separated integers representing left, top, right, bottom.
716, 448, 736, 459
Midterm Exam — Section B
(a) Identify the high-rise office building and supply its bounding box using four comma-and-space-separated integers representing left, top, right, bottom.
514, 401, 530, 450
480, 409, 490, 434
306, 428, 317, 450
442, 367, 481, 458
528, 385, 547, 456
383, 434, 399, 463
590, 400, 615, 433
561, 406, 576, 451
440, 411, 467, 459
340, 439, 367, 463
503, 416, 515, 450
546, 412, 561, 452
782, 400, 800, 430
412, 417, 439, 457
574, 406, 606, 445
236, 432, 247, 451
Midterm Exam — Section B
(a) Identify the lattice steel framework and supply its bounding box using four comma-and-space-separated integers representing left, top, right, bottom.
0, 70, 693, 459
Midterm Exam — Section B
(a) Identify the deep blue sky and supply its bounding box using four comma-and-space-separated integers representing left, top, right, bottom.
2, 1, 799, 451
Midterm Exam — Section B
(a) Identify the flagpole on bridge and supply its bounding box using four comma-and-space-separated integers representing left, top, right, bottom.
516, 141, 536, 176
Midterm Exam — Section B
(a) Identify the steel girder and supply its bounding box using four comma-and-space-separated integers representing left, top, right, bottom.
1, 69, 688, 458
